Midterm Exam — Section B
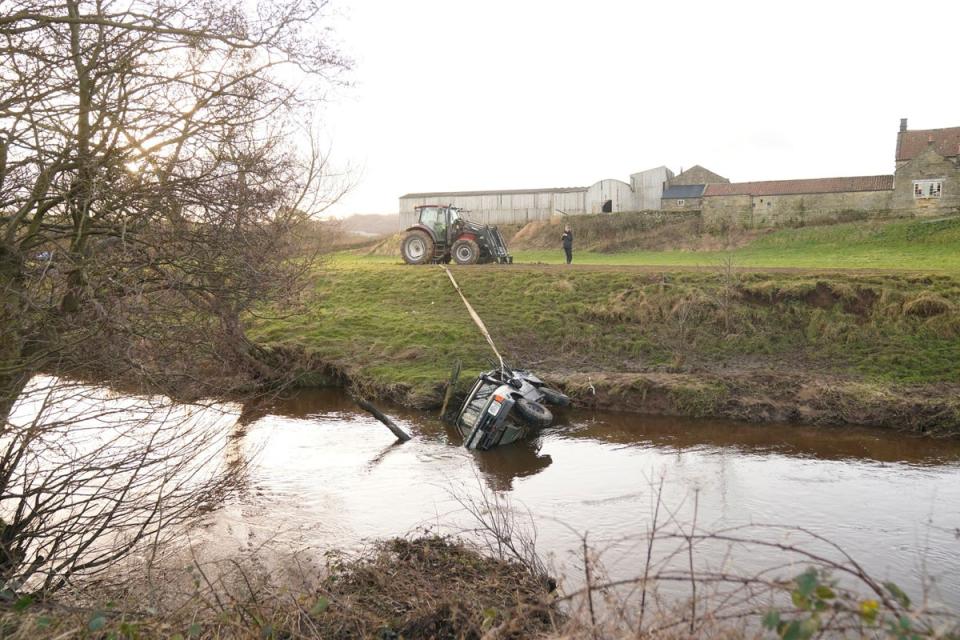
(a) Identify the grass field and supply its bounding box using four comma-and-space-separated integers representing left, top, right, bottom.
245, 215, 960, 425
517, 220, 960, 270
349, 215, 960, 271
250, 261, 960, 408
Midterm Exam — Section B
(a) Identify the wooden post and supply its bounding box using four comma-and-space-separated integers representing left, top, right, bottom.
440, 358, 462, 419
355, 398, 411, 442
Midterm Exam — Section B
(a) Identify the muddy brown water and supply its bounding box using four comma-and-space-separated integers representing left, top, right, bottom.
200, 388, 960, 609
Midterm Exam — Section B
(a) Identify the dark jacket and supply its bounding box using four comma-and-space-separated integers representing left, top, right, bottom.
561, 230, 573, 249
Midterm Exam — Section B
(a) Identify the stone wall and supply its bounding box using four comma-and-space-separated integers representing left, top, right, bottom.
702, 191, 894, 230
661, 197, 703, 211
891, 148, 960, 216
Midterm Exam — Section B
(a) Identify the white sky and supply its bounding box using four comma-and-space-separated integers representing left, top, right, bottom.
318, 0, 960, 217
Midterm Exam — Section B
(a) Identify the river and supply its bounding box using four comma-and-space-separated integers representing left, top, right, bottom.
197, 387, 960, 611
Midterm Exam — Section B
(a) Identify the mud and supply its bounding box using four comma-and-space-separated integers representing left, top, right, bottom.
549, 370, 960, 436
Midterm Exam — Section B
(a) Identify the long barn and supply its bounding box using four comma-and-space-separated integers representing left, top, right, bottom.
398, 166, 672, 228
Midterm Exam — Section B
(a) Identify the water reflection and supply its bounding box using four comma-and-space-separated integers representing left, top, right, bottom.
221, 387, 960, 606
256, 387, 960, 481
468, 439, 553, 491
548, 411, 959, 466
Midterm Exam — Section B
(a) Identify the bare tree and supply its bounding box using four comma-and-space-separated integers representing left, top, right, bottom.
1, 0, 349, 415
0, 0, 348, 593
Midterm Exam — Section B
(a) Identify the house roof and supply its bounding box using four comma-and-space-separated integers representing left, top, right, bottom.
400, 186, 585, 199
896, 127, 960, 162
662, 184, 705, 198
672, 165, 729, 184
704, 175, 894, 197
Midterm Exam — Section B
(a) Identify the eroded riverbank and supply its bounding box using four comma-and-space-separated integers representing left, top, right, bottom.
253, 263, 960, 434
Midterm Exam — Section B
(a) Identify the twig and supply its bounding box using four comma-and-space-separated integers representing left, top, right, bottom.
583, 533, 597, 638
688, 487, 699, 634
638, 474, 664, 634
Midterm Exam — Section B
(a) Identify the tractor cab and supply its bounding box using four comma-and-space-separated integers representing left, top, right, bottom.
416, 205, 461, 248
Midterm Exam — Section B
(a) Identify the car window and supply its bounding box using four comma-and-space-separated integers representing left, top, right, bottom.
459, 382, 495, 428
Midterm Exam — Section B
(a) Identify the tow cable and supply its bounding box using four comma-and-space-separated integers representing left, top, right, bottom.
441, 265, 506, 377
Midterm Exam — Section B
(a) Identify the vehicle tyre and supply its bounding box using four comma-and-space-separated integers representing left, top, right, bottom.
514, 398, 553, 427
538, 386, 570, 407
451, 238, 480, 265
401, 230, 434, 265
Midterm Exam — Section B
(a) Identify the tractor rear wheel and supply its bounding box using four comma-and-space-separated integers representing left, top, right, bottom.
451, 238, 480, 265
401, 230, 434, 265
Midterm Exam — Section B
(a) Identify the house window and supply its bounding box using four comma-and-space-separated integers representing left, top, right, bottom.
913, 179, 943, 199
676, 199, 685, 207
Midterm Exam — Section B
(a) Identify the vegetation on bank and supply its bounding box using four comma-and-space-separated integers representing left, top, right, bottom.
0, 537, 558, 640
249, 254, 960, 430
3, 532, 956, 639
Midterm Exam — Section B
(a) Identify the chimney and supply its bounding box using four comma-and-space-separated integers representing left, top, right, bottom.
900, 118, 908, 132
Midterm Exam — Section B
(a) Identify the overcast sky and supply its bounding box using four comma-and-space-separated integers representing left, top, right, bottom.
318, 0, 960, 217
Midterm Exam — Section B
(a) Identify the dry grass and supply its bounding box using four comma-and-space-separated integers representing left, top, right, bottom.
0, 537, 561, 640
903, 294, 954, 317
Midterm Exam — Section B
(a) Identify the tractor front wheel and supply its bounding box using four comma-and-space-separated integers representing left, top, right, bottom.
451, 238, 480, 265
401, 230, 434, 265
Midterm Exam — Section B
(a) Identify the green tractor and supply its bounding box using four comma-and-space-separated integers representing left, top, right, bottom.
401, 205, 512, 265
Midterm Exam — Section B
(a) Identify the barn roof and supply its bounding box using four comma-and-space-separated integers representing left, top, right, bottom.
896, 126, 960, 162
662, 184, 705, 198
400, 186, 585, 199
704, 175, 894, 197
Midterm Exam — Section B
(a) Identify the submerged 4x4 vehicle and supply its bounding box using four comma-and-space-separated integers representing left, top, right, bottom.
401, 205, 512, 265
456, 368, 570, 450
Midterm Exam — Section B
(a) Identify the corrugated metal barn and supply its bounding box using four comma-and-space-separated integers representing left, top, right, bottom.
398, 166, 672, 228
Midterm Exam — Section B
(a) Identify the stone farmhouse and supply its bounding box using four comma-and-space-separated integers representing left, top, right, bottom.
398, 119, 960, 229
693, 119, 960, 229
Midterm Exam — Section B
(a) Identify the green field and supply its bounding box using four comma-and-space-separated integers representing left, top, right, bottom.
246, 215, 960, 423
348, 216, 960, 270
251, 264, 960, 407
518, 225, 960, 271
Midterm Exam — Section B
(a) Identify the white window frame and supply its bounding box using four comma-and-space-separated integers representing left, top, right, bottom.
913, 179, 944, 199
676, 199, 685, 206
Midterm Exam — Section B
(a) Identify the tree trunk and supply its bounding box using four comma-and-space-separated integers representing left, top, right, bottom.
0, 245, 30, 425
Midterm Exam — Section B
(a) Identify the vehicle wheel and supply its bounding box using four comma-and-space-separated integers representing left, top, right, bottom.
451, 238, 480, 265
538, 386, 570, 407
401, 230, 434, 265
514, 398, 553, 427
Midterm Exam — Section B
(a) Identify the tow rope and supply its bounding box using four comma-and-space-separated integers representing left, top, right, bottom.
441, 265, 506, 376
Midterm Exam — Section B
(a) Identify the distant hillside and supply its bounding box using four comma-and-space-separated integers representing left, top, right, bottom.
338, 213, 398, 237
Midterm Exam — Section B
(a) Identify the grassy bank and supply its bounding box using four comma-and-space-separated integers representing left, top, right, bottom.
361, 214, 960, 270
512, 215, 960, 270
250, 256, 960, 432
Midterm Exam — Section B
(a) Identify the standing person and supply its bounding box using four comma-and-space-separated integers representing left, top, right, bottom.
561, 225, 573, 264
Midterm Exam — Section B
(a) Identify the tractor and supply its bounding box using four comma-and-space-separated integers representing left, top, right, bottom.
401, 205, 512, 265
